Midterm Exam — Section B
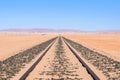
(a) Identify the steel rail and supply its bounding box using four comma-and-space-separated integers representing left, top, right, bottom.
63, 38, 100, 80
19, 38, 57, 80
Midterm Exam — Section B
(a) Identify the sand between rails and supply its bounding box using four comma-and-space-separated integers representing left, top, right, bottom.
26, 37, 93, 80
0, 33, 57, 61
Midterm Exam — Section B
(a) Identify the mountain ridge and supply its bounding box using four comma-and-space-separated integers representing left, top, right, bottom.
0, 28, 120, 33
0, 28, 82, 33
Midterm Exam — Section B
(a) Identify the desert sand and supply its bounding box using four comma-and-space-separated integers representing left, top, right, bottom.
0, 33, 57, 61
63, 33, 120, 61
0, 33, 120, 80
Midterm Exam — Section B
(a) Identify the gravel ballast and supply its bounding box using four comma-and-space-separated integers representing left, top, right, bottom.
63, 37, 120, 80
0, 37, 57, 80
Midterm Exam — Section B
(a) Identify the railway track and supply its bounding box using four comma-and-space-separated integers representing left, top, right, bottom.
0, 37, 57, 80
19, 38, 57, 80
16, 36, 100, 80
63, 37, 120, 80
63, 38, 100, 80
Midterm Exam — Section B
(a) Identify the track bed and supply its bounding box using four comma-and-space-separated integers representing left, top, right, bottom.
25, 37, 94, 80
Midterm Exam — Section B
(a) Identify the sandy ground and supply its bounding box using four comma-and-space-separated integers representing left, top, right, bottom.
0, 33, 57, 61
1, 33, 119, 79
26, 37, 93, 80
63, 33, 120, 61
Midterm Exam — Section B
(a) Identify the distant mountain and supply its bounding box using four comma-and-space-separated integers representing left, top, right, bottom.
94, 30, 120, 34
0, 28, 82, 33
0, 28, 54, 33
1, 28, 119, 34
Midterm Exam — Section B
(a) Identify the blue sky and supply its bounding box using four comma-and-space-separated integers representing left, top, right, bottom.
0, 0, 120, 31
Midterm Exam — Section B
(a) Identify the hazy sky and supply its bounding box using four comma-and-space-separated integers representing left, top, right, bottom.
0, 0, 120, 31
